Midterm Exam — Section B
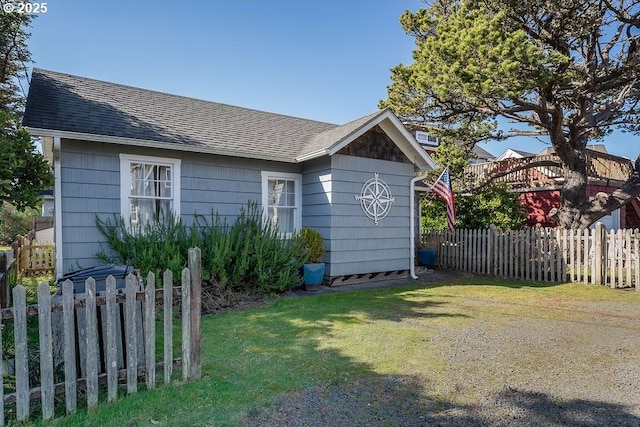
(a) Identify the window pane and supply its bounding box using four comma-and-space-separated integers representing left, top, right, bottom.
270, 207, 294, 234
130, 163, 144, 196
269, 178, 296, 207
265, 176, 298, 235
130, 198, 171, 231
269, 179, 284, 207
130, 162, 172, 198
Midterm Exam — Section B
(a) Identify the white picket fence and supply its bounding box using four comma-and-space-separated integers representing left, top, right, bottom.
0, 248, 202, 424
422, 224, 640, 289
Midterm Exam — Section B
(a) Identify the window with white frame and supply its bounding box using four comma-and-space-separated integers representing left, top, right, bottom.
261, 171, 302, 237
120, 154, 181, 233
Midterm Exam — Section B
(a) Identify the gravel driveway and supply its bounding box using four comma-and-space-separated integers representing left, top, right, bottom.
243, 274, 640, 426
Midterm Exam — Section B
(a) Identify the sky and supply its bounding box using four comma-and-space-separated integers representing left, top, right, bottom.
23, 0, 638, 160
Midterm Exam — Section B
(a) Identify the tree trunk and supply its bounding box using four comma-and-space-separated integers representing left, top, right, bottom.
549, 139, 590, 229
549, 151, 640, 229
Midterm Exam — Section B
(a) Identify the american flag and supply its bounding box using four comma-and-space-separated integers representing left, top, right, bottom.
431, 167, 456, 231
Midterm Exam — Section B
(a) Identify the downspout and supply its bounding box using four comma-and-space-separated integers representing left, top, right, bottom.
410, 170, 430, 279
53, 137, 63, 278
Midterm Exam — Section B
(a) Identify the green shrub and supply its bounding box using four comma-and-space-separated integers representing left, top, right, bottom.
296, 228, 325, 263
96, 202, 308, 294
421, 182, 526, 231
0, 202, 39, 245
95, 212, 201, 281
197, 202, 308, 293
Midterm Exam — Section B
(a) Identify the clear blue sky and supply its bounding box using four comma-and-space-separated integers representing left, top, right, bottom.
25, 0, 638, 160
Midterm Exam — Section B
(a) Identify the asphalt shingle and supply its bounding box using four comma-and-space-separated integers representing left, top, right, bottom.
23, 68, 350, 162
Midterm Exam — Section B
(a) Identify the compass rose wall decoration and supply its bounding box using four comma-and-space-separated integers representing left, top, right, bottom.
355, 173, 395, 225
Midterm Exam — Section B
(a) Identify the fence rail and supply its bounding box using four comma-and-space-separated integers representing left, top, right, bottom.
0, 247, 202, 424
422, 225, 640, 290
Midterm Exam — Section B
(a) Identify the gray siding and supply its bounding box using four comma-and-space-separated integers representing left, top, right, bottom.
301, 157, 332, 241
60, 141, 120, 272
59, 139, 300, 272
325, 154, 416, 276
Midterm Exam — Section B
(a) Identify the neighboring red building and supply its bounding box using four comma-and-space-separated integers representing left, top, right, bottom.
467, 146, 640, 229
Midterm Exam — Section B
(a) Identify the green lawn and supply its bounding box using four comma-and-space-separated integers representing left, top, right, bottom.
28, 277, 640, 426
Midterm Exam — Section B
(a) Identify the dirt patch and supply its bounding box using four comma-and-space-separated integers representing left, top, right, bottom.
200, 281, 274, 315
241, 282, 640, 427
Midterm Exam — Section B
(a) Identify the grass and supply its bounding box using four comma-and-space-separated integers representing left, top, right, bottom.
17, 277, 639, 426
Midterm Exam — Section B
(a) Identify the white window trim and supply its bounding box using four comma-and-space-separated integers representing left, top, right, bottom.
120, 153, 181, 228
261, 171, 302, 236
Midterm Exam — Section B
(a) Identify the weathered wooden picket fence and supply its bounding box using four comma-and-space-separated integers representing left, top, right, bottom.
422, 224, 640, 290
0, 247, 202, 424
12, 236, 55, 279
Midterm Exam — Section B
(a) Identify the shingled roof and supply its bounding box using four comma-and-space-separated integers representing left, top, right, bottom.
23, 69, 434, 168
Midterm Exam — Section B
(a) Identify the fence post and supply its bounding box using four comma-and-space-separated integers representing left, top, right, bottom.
37, 283, 54, 421
181, 268, 191, 382
488, 225, 495, 275
12, 239, 20, 280
105, 276, 119, 403
163, 270, 174, 384
188, 247, 202, 380
125, 274, 138, 394
0, 251, 7, 308
13, 285, 29, 422
593, 223, 607, 286
85, 278, 99, 410
62, 280, 77, 414
0, 295, 4, 426
635, 229, 639, 292
144, 272, 156, 390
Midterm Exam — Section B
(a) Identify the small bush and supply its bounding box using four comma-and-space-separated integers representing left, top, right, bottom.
296, 228, 325, 263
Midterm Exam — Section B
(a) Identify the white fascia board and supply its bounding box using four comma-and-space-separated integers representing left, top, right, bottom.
295, 149, 329, 163
26, 128, 297, 164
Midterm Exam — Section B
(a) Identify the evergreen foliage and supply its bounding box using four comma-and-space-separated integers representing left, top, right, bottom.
382, 0, 640, 228
95, 202, 309, 294
0, 4, 32, 114
422, 183, 526, 231
0, 202, 38, 244
0, 112, 53, 211
0, 11, 53, 212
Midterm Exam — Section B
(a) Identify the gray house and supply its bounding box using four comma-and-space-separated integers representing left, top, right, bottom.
23, 69, 437, 283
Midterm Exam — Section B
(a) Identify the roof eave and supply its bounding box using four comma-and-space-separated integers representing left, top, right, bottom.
295, 149, 329, 163
25, 128, 298, 164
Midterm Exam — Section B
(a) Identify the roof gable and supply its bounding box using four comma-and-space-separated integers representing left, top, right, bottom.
297, 109, 436, 170
337, 125, 412, 164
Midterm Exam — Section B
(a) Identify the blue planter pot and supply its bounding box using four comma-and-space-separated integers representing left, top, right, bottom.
303, 262, 325, 288
418, 249, 437, 268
